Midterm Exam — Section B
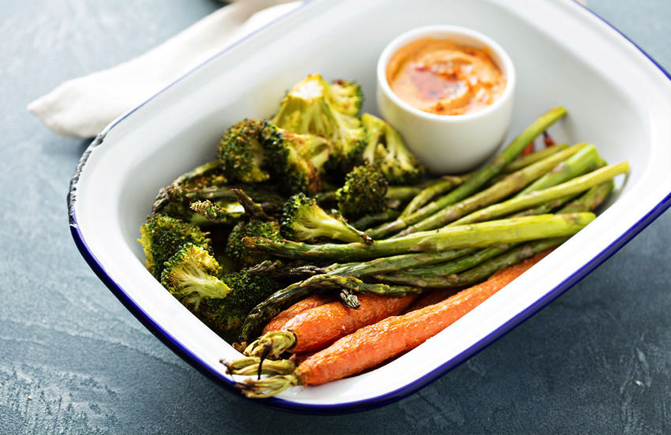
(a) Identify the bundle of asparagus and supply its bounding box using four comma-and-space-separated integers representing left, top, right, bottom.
237, 106, 629, 341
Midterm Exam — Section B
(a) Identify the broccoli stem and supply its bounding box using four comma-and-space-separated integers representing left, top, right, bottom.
315, 214, 373, 244
449, 162, 628, 226
395, 142, 588, 236
243, 212, 595, 262
313, 190, 337, 204
367, 106, 568, 239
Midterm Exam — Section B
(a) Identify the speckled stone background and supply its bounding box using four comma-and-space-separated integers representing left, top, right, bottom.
1, 1, 669, 433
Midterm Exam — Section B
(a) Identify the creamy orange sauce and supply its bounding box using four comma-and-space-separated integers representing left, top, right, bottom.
386, 37, 506, 115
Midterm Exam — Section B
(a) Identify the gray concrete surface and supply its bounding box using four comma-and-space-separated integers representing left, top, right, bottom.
1, 0, 669, 433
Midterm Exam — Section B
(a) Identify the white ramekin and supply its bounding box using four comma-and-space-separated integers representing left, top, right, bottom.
377, 25, 516, 174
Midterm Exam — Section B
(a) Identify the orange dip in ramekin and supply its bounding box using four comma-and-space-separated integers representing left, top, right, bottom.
386, 37, 507, 116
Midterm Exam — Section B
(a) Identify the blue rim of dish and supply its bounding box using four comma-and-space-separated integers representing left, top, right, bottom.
67, 0, 671, 414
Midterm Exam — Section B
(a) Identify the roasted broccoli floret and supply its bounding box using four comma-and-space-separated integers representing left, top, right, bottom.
361, 113, 426, 185
218, 119, 271, 183
326, 78, 365, 116
336, 165, 389, 220
161, 244, 231, 309
138, 215, 211, 279
263, 122, 332, 195
226, 219, 282, 269
272, 74, 366, 172
198, 270, 282, 340
217, 118, 333, 195
280, 193, 371, 244
160, 247, 281, 340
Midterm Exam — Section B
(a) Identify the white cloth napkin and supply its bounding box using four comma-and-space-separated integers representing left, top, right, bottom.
27, 0, 303, 138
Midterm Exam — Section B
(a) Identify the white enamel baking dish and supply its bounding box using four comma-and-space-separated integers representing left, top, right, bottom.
68, 0, 671, 413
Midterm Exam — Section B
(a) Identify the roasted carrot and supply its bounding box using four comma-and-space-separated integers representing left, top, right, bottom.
244, 293, 419, 359
236, 250, 551, 397
261, 293, 336, 334
287, 293, 419, 354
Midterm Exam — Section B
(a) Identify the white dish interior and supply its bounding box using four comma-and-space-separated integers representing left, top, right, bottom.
70, 0, 671, 410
